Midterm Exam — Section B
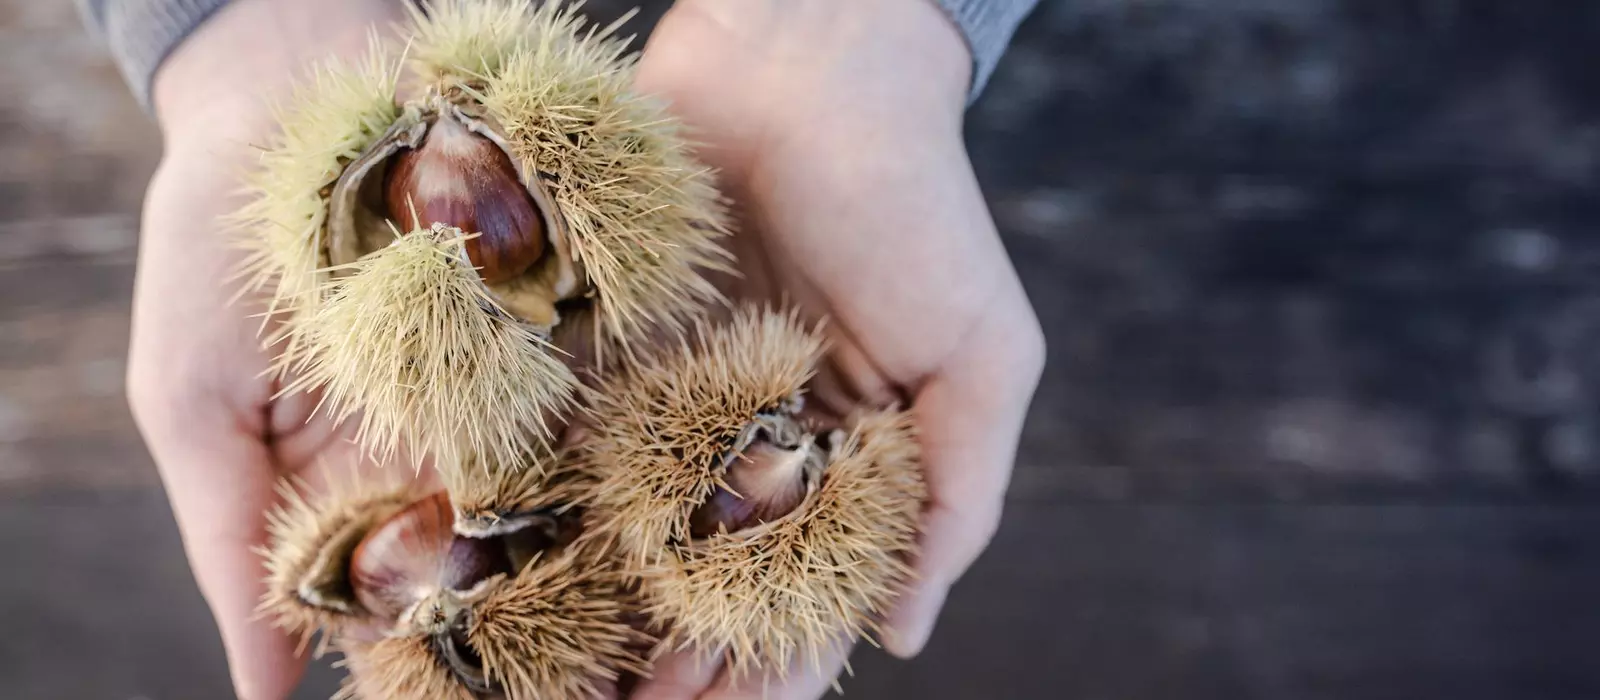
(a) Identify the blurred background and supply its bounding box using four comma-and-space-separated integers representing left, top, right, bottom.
5, 0, 1600, 698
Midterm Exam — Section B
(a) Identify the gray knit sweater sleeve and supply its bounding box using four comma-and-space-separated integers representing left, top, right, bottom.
74, 0, 235, 110
932, 0, 1039, 101
77, 0, 1039, 111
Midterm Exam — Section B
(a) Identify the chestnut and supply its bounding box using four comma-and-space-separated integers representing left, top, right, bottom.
325, 96, 581, 330
688, 414, 826, 538
381, 107, 546, 285
340, 491, 566, 694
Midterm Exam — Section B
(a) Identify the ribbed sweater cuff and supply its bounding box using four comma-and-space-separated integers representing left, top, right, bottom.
931, 0, 1040, 103
76, 0, 236, 112
80, 0, 1039, 112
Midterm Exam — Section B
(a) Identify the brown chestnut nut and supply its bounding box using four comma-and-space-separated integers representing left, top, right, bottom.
348, 492, 509, 624
688, 413, 827, 538
325, 97, 583, 330
383, 111, 546, 284
343, 491, 570, 694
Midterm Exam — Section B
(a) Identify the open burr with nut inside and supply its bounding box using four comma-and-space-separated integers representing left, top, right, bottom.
260, 477, 644, 699
232, 0, 732, 482
581, 307, 928, 680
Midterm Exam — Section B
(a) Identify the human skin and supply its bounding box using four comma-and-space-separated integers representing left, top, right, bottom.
126, 0, 1045, 698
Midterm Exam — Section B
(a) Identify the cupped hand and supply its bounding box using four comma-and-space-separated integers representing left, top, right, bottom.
126, 1, 405, 698
626, 0, 1045, 697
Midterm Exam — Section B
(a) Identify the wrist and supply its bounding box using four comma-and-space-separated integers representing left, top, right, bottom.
151, 0, 403, 140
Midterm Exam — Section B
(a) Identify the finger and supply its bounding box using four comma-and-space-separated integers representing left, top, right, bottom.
628, 647, 725, 700
134, 396, 305, 700
882, 291, 1045, 659
701, 639, 856, 700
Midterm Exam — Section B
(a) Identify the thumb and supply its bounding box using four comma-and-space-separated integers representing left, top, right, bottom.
882, 285, 1045, 658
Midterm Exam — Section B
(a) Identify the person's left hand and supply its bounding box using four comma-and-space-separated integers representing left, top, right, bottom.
621, 1, 1046, 697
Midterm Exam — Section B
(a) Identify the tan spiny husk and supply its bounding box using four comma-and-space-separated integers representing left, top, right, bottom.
410, 0, 735, 364
228, 33, 401, 375
582, 305, 823, 563
261, 454, 647, 699
335, 635, 474, 700
648, 409, 923, 679
580, 306, 927, 679
441, 435, 594, 538
333, 547, 645, 700
256, 469, 426, 655
466, 546, 648, 698
276, 224, 580, 480
234, 0, 733, 478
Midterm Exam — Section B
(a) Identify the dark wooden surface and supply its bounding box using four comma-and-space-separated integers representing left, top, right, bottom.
5, 1, 1600, 698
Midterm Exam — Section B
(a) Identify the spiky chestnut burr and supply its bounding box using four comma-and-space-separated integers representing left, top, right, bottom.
261, 480, 644, 699
232, 0, 733, 474
279, 224, 579, 477
581, 306, 928, 680
439, 433, 596, 540
258, 472, 425, 653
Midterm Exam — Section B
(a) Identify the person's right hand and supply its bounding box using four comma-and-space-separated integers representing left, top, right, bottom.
126, 1, 404, 698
